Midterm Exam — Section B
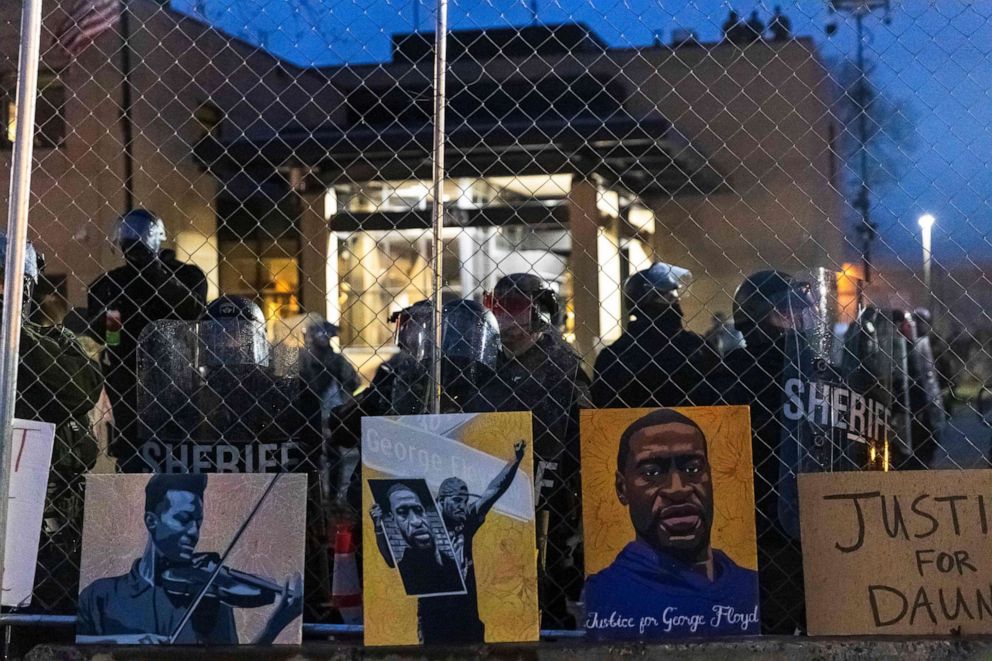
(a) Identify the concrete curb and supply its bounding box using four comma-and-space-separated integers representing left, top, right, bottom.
23, 638, 992, 661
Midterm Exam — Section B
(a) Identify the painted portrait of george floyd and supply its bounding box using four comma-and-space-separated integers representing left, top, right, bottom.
76, 473, 306, 645
367, 478, 467, 597
362, 412, 539, 646
580, 406, 760, 640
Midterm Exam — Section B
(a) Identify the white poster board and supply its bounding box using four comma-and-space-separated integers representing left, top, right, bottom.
2, 419, 55, 607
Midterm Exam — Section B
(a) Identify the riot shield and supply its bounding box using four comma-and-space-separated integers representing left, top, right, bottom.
874, 311, 947, 469
136, 320, 200, 445
841, 306, 901, 471
136, 319, 318, 474
906, 329, 947, 468
775, 268, 891, 536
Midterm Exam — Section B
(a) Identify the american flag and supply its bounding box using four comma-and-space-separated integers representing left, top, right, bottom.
52, 0, 120, 56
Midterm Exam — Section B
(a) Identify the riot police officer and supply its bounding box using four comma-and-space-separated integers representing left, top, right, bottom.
328, 298, 499, 518
897, 308, 946, 469
330, 299, 500, 448
723, 270, 827, 635
300, 318, 360, 513
471, 273, 590, 628
592, 262, 722, 408
87, 209, 206, 471
2, 235, 104, 652
301, 319, 359, 415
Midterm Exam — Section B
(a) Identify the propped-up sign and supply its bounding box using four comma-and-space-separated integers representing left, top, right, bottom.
800, 470, 992, 635
3, 419, 56, 607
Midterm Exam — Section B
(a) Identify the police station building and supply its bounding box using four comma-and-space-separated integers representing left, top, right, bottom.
1, 0, 848, 373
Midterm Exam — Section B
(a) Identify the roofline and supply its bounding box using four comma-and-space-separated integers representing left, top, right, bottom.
158, 4, 819, 74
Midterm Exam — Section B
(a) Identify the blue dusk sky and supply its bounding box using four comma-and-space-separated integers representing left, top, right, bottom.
170, 0, 992, 268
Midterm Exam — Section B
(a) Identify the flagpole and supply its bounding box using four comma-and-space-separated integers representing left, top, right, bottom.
0, 0, 44, 598
119, 0, 135, 210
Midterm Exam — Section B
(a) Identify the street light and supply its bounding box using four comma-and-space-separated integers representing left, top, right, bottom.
918, 213, 935, 306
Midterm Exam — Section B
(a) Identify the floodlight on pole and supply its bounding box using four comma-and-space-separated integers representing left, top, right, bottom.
826, 0, 892, 302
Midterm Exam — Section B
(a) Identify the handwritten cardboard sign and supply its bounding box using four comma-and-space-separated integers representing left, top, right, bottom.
800, 470, 992, 635
3, 419, 56, 607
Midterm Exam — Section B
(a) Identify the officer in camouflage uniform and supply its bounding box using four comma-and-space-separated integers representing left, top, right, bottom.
3, 235, 103, 655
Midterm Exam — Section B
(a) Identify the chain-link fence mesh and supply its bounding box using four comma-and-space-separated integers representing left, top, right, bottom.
1, 0, 991, 647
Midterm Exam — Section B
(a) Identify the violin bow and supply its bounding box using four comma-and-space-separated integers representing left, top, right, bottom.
167, 472, 284, 644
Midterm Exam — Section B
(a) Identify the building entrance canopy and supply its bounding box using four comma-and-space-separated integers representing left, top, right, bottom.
195, 113, 720, 200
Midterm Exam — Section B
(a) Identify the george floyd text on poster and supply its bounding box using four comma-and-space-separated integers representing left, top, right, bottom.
76, 472, 306, 645
580, 406, 759, 640
362, 412, 539, 646
801, 470, 992, 635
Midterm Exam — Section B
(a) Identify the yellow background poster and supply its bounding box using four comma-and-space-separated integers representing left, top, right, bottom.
581, 406, 757, 576
362, 412, 539, 646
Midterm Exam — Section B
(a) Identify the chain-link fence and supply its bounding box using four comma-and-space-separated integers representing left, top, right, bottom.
1, 0, 991, 649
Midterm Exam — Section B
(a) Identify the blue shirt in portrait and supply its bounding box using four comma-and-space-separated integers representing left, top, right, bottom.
583, 540, 759, 640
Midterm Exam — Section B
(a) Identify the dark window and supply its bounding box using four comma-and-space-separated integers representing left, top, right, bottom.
2, 70, 66, 149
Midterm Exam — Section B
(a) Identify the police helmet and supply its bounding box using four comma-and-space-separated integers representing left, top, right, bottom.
487, 273, 559, 330
0, 233, 40, 286
733, 270, 813, 336
624, 262, 691, 319
442, 298, 499, 369
203, 295, 265, 324
115, 209, 167, 255
389, 300, 434, 360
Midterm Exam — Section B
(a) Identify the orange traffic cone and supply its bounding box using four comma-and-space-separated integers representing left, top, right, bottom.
331, 522, 363, 625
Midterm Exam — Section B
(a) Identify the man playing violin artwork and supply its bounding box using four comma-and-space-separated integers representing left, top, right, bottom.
76, 474, 303, 644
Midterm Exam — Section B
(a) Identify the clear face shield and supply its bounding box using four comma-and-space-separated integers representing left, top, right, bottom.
440, 301, 500, 409
390, 304, 434, 362
198, 317, 270, 372
388, 303, 435, 415
388, 300, 500, 414
773, 268, 839, 365
441, 302, 500, 369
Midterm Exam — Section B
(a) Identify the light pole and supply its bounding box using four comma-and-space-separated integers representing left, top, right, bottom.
918, 213, 935, 307
826, 0, 891, 290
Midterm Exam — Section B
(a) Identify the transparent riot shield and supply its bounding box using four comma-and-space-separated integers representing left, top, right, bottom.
776, 268, 849, 536
136, 319, 318, 474
874, 311, 946, 469
906, 326, 947, 468
135, 320, 201, 448
841, 306, 900, 471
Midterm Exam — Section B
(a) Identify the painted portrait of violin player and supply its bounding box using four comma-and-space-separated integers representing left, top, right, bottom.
76, 473, 306, 645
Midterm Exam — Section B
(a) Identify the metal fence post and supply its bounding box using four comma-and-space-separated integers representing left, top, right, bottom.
0, 0, 44, 595
429, 0, 449, 416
